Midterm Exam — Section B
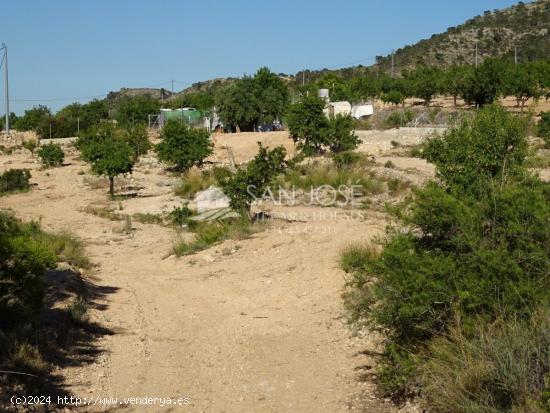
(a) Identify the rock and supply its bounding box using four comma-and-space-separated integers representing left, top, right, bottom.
193, 186, 230, 213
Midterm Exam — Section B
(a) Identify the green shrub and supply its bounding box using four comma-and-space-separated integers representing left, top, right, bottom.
328, 114, 360, 153
173, 218, 253, 256
37, 143, 65, 167
424, 104, 529, 196
155, 120, 213, 170
286, 96, 359, 155
383, 110, 414, 129
341, 105, 550, 405
125, 123, 151, 160
0, 213, 55, 330
29, 229, 90, 269
221, 144, 287, 213
538, 112, 550, 147
332, 151, 363, 168
0, 169, 31, 195
382, 90, 405, 107
22, 140, 38, 153
286, 95, 329, 155
174, 167, 231, 199
0, 212, 91, 332
169, 204, 193, 226
407, 143, 426, 158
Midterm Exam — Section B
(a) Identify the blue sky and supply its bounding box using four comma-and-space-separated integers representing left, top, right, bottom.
1, 0, 523, 114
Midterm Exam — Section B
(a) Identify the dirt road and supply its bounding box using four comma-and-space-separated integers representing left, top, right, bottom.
1, 137, 402, 412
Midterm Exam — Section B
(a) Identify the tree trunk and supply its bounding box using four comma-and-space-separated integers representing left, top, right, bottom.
109, 176, 114, 197
453, 95, 457, 107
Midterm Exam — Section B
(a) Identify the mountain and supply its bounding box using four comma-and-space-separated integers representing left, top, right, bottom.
375, 0, 549, 71
111, 1, 550, 98
293, 0, 550, 83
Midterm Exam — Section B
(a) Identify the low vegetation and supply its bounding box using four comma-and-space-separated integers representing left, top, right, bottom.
539, 111, 550, 148
0, 212, 90, 381
168, 204, 193, 227
22, 140, 38, 153
172, 217, 257, 256
37, 143, 65, 167
383, 109, 414, 129
174, 167, 232, 199
278, 159, 384, 200
341, 104, 550, 411
0, 169, 31, 195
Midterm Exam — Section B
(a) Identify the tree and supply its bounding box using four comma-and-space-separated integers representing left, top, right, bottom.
0, 112, 18, 131
221, 144, 287, 214
505, 62, 541, 111
316, 73, 351, 101
114, 95, 161, 126
124, 124, 151, 161
91, 139, 134, 196
76, 123, 135, 196
37, 143, 65, 167
406, 66, 443, 105
327, 115, 359, 153
381, 90, 405, 106
216, 78, 257, 131
461, 58, 507, 107
177, 92, 215, 111
13, 105, 52, 137
216, 67, 289, 131
54, 99, 109, 137
442, 65, 470, 106
286, 95, 329, 155
348, 75, 381, 103
424, 103, 529, 196
155, 120, 213, 170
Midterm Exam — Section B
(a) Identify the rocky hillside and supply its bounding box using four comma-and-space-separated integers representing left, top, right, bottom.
375, 0, 549, 71
108, 1, 550, 97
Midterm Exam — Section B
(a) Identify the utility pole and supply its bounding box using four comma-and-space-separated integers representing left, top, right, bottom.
77, 116, 80, 137
475, 42, 478, 67
514, 46, 518, 65
1, 43, 9, 135
302, 71, 305, 87
391, 50, 395, 78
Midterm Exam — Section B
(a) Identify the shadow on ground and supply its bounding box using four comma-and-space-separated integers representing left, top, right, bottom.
0, 268, 118, 412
